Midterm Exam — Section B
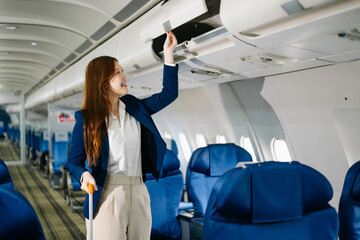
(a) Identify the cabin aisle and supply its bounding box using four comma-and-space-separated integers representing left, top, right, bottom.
2, 138, 87, 240
0, 139, 20, 161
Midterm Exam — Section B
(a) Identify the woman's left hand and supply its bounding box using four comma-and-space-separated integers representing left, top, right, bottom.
163, 31, 178, 64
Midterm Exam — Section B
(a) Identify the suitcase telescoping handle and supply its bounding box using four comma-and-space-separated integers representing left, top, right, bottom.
88, 184, 94, 240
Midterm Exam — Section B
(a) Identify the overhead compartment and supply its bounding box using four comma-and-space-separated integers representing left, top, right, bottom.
220, 0, 360, 46
217, 0, 360, 76
115, 0, 208, 75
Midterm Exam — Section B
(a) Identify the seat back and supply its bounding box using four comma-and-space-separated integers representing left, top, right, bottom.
145, 149, 183, 240
40, 130, 49, 153
186, 143, 252, 217
0, 158, 14, 189
203, 161, 339, 240
0, 187, 45, 240
339, 161, 360, 240
52, 132, 69, 174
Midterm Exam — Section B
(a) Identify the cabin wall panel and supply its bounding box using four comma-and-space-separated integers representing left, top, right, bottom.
153, 78, 286, 174
262, 60, 360, 209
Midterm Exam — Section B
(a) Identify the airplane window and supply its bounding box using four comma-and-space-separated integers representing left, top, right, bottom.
216, 134, 226, 144
271, 138, 292, 162
179, 133, 192, 161
240, 136, 257, 162
164, 131, 172, 139
196, 133, 207, 148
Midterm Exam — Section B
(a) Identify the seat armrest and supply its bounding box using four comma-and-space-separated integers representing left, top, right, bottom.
179, 201, 194, 213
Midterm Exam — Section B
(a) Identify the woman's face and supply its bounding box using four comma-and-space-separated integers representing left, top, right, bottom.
109, 61, 128, 96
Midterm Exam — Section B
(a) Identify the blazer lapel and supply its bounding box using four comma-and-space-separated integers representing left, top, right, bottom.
124, 101, 156, 133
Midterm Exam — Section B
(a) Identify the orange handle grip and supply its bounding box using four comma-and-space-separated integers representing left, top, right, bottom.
88, 183, 94, 194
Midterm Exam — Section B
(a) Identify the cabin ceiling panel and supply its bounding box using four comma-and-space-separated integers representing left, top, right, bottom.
0, 0, 161, 95
0, 24, 86, 49
319, 49, 360, 63
290, 33, 360, 55
0, 0, 111, 35
0, 52, 60, 68
0, 39, 72, 59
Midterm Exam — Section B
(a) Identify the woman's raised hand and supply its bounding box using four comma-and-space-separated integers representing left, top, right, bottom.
163, 31, 178, 64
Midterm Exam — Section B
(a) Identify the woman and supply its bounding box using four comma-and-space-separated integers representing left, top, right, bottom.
67, 31, 178, 240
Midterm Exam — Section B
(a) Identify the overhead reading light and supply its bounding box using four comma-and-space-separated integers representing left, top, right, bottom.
31, 42, 38, 46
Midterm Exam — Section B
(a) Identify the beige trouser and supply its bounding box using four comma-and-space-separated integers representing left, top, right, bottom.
86, 175, 151, 240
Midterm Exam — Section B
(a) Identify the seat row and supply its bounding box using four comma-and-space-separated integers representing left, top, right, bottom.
2, 137, 360, 240
147, 143, 359, 240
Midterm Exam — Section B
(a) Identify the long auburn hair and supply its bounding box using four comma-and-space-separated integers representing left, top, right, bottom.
82, 56, 117, 166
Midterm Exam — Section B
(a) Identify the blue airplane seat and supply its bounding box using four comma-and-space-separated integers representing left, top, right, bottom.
39, 131, 49, 153
186, 143, 252, 217
203, 161, 339, 240
0, 158, 14, 189
145, 149, 183, 240
339, 161, 360, 240
0, 187, 45, 240
66, 132, 80, 191
33, 131, 40, 152
52, 132, 69, 175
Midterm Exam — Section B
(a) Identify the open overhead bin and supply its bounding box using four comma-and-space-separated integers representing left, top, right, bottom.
115, 0, 208, 76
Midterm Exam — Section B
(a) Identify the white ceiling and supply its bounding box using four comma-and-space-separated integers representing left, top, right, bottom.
0, 0, 160, 94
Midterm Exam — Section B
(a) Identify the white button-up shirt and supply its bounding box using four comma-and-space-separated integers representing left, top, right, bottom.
107, 100, 142, 176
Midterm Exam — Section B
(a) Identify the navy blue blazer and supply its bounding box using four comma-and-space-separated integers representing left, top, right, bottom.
67, 64, 178, 219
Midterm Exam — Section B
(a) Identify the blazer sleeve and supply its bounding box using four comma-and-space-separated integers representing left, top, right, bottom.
140, 64, 179, 115
66, 111, 87, 183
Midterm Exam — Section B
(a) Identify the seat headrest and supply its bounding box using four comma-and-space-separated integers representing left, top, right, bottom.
189, 144, 252, 176
0, 159, 14, 189
215, 161, 333, 223
160, 149, 180, 177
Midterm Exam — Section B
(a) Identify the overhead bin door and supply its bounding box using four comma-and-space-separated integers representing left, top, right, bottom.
116, 0, 208, 75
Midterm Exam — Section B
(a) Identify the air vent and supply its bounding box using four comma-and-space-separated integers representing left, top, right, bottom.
338, 32, 360, 42
55, 62, 65, 70
75, 40, 93, 54
49, 70, 56, 76
64, 53, 77, 63
113, 0, 150, 22
91, 21, 116, 41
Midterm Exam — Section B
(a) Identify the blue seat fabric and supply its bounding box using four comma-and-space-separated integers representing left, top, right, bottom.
145, 150, 183, 240
0, 187, 45, 240
39, 131, 49, 153
203, 161, 339, 240
186, 143, 252, 217
0, 158, 14, 189
339, 161, 360, 240
52, 133, 69, 175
